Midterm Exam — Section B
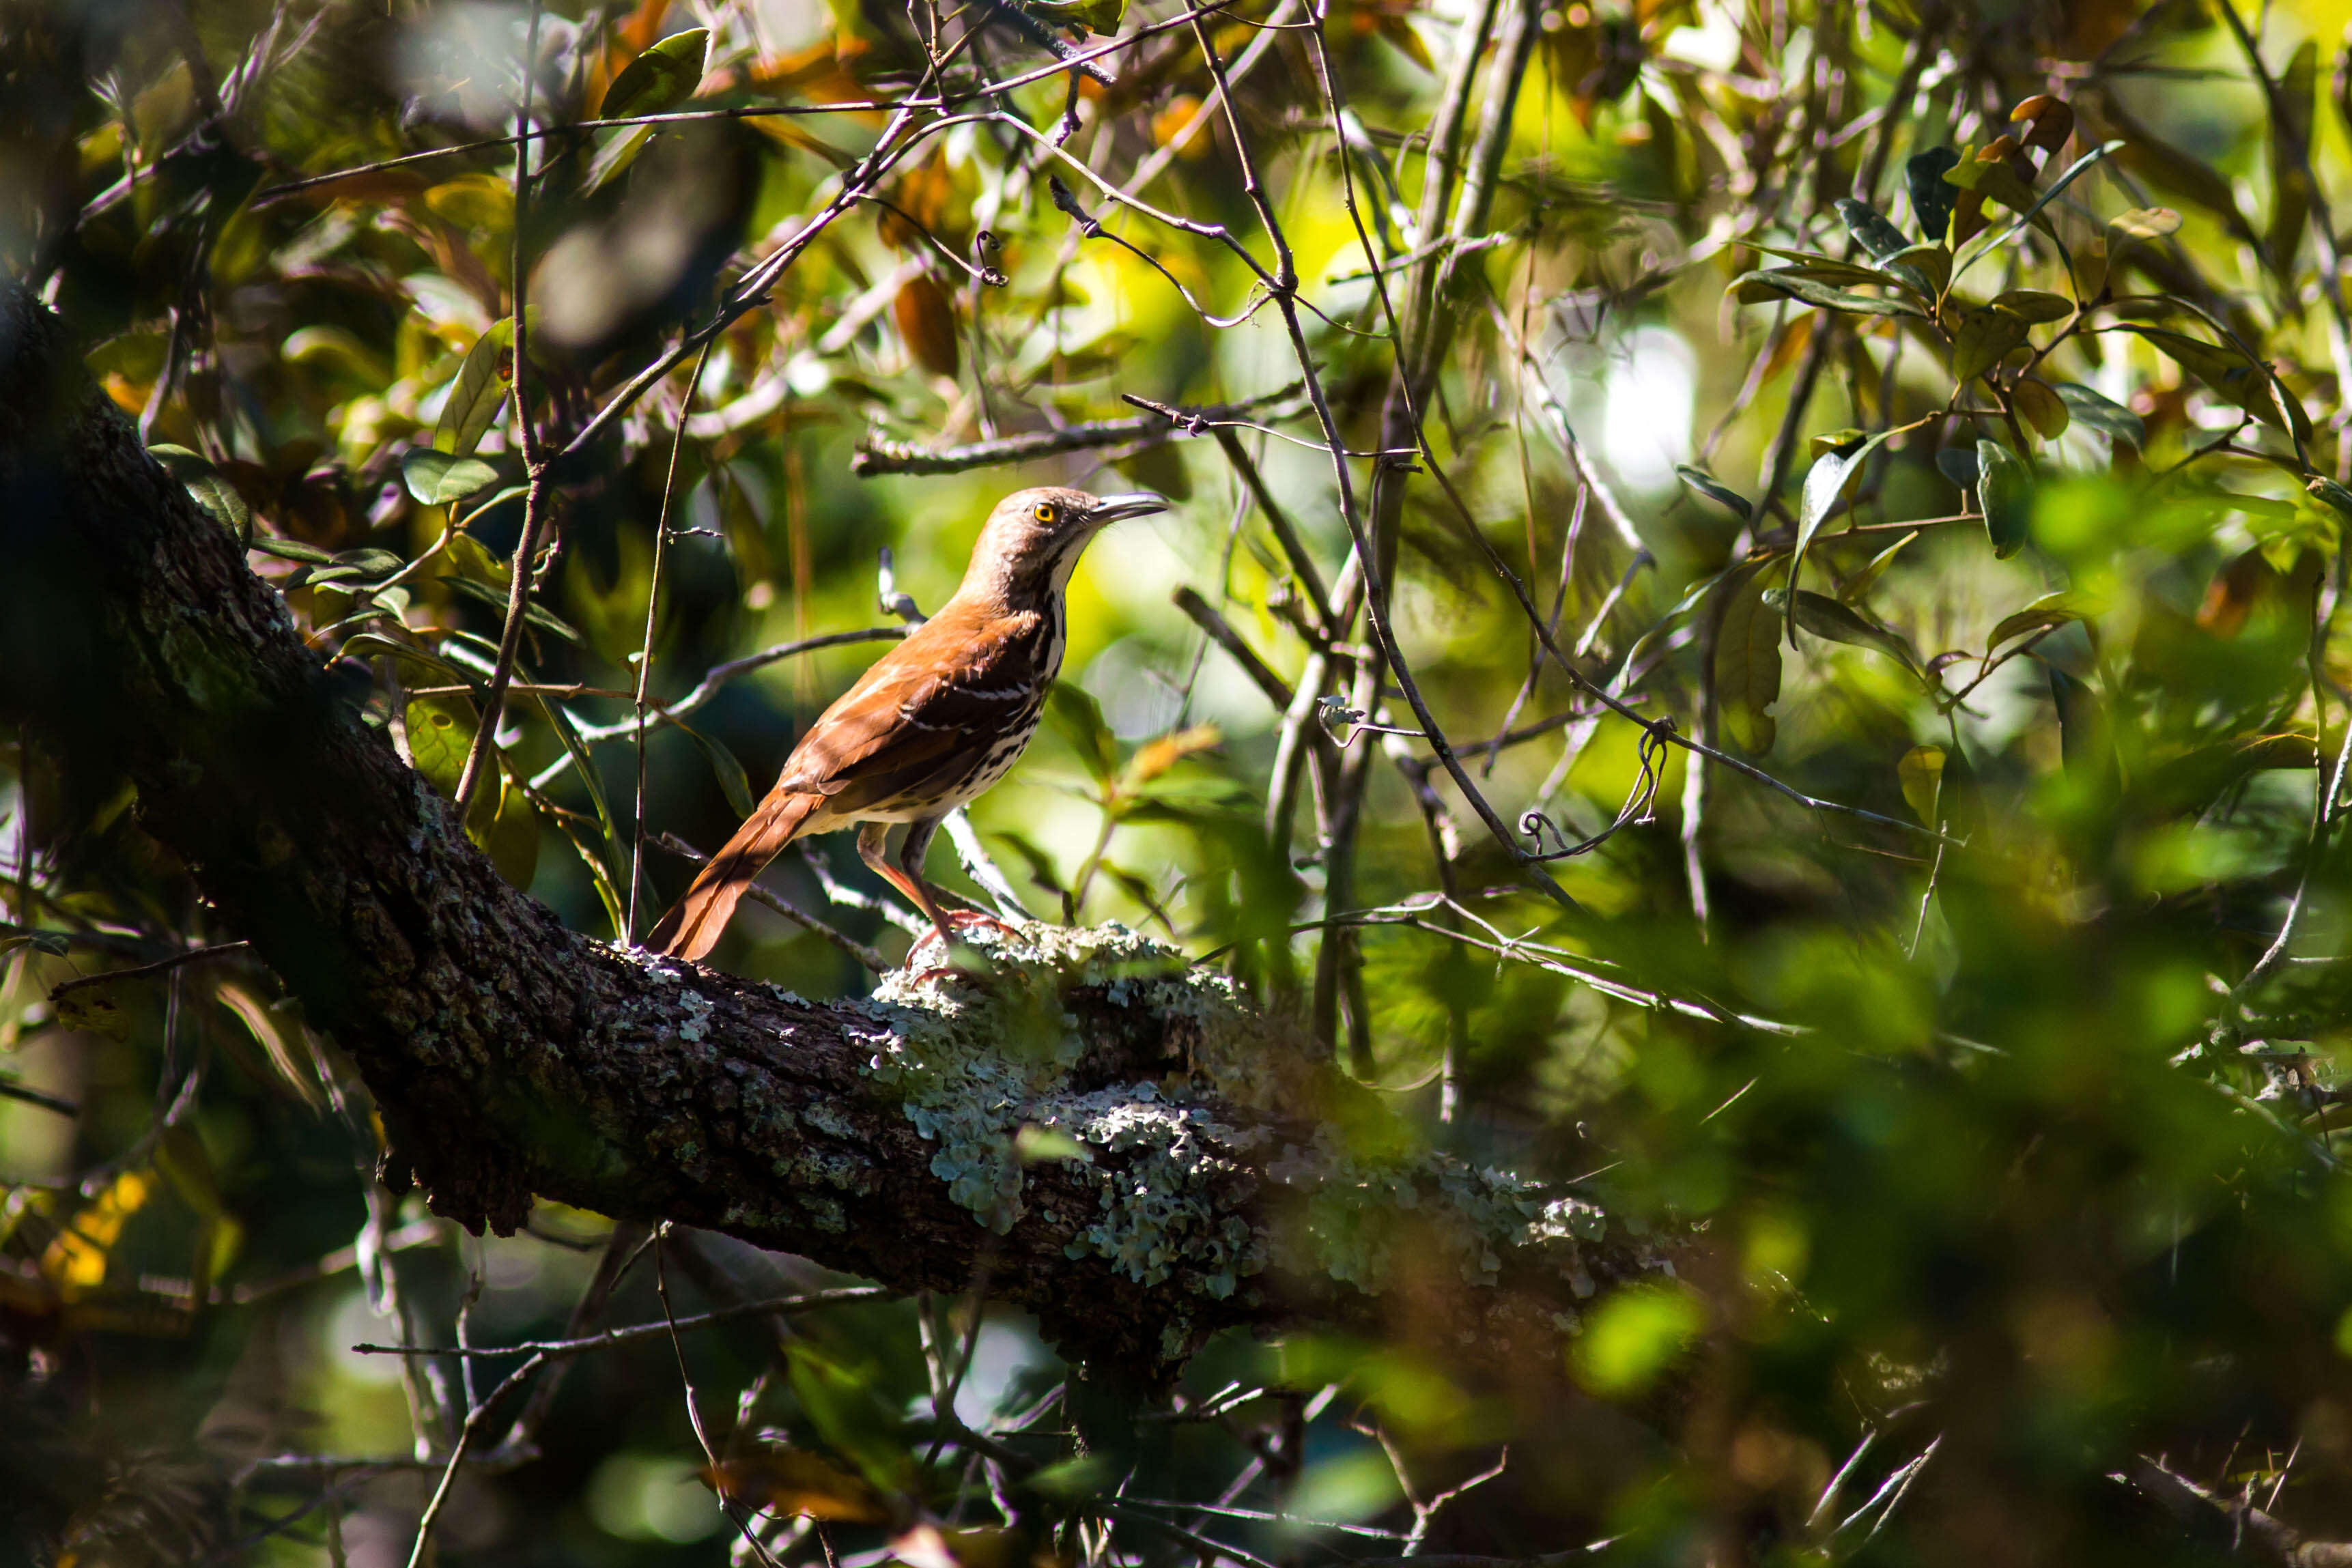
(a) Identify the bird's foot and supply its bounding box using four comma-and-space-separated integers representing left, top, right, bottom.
902, 912, 1027, 984
909, 911, 1025, 960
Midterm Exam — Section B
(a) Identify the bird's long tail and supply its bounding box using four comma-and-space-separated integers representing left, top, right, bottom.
647, 791, 823, 960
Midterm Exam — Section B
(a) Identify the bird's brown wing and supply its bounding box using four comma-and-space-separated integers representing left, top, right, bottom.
778, 604, 1044, 813
647, 608, 1042, 960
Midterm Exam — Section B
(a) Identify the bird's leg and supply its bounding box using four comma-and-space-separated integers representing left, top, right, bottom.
1053, 69, 1083, 146
866, 818, 1021, 971
858, 821, 950, 955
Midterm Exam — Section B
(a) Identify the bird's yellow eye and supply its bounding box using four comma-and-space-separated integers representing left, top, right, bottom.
1032, 501, 1058, 524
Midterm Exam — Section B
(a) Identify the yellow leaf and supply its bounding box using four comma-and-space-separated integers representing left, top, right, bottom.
1125, 724, 1221, 785
1898, 745, 1945, 825
42, 1169, 153, 1298
217, 981, 326, 1109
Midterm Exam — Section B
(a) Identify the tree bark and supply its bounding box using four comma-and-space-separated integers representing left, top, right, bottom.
0, 284, 1659, 1378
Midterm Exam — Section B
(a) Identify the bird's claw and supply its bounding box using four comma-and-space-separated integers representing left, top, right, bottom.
906, 911, 1025, 971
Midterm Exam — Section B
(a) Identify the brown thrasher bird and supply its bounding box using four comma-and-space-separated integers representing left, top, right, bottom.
647, 486, 1168, 962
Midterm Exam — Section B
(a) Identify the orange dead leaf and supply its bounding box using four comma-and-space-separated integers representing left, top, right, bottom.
894, 273, 961, 379
703, 1450, 892, 1522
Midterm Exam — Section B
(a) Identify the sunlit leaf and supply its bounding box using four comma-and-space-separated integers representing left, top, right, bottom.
2013, 377, 2069, 440
584, 29, 712, 193
401, 448, 500, 505
1570, 1284, 1703, 1397
434, 319, 512, 459
149, 443, 251, 546
599, 27, 710, 119
1897, 745, 1945, 825
2108, 206, 2183, 243
2010, 93, 2075, 157
1124, 724, 1220, 788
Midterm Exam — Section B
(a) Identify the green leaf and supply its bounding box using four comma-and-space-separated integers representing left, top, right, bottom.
434, 320, 513, 459
1954, 139, 2125, 279
1989, 289, 2073, 324
401, 448, 500, 505
1950, 305, 2030, 383
149, 443, 251, 546
1765, 587, 1923, 675
251, 536, 338, 565
1987, 588, 2098, 653
1729, 270, 1925, 317
1906, 147, 1960, 243
2267, 42, 2320, 275
1936, 446, 1981, 490
2112, 325, 2304, 437
1835, 197, 1914, 262
1735, 244, 1890, 287
446, 530, 512, 590
2012, 378, 2069, 440
599, 27, 710, 119
1887, 242, 1951, 298
1976, 440, 2032, 559
1897, 745, 1945, 825
481, 765, 540, 890
1675, 464, 1751, 521
1790, 428, 1897, 645
991, 831, 1069, 896
585, 29, 710, 195
1714, 565, 1781, 755
1840, 530, 1918, 602
533, 692, 628, 938
407, 689, 537, 889
672, 717, 758, 818
1942, 152, 2039, 214
2307, 476, 2352, 520
440, 574, 584, 644
404, 692, 481, 805
2108, 206, 2183, 243
1046, 683, 1118, 786
2053, 382, 2144, 448
1015, 0, 1127, 33
336, 548, 406, 577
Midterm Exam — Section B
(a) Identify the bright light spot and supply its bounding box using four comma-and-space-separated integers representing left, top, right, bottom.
587, 1451, 723, 1543
326, 1287, 409, 1388
1600, 326, 1697, 492
952, 1318, 1047, 1426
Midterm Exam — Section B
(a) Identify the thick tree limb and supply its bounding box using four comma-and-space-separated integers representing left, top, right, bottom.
0, 285, 1657, 1378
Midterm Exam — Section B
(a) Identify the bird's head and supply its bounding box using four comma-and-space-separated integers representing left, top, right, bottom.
965, 485, 1169, 601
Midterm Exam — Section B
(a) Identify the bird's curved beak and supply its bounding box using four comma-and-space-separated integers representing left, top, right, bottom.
1087, 492, 1170, 526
